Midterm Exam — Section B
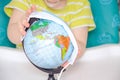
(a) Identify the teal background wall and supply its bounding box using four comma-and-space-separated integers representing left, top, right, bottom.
87, 0, 120, 48
0, 0, 16, 48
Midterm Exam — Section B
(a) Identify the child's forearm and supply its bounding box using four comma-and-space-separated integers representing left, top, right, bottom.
71, 27, 88, 59
76, 39, 86, 59
7, 22, 22, 44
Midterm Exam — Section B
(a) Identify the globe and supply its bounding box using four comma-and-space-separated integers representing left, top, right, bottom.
23, 12, 78, 69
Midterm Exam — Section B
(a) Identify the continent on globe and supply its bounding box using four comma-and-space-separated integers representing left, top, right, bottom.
30, 19, 49, 37
55, 35, 70, 60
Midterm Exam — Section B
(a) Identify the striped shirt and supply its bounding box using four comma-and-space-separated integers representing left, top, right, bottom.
4, 0, 96, 31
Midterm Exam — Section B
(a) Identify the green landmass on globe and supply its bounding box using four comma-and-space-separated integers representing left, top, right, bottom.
30, 19, 49, 37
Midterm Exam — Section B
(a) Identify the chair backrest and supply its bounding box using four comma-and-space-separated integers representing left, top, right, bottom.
0, 0, 16, 48
87, 0, 120, 48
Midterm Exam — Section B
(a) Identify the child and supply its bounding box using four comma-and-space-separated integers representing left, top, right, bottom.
4, 0, 96, 65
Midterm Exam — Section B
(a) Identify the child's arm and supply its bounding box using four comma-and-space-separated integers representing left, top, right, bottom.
62, 27, 88, 67
7, 6, 36, 44
72, 27, 88, 59
7, 9, 28, 44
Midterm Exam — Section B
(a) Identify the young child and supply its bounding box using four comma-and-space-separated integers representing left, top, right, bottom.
4, 0, 95, 65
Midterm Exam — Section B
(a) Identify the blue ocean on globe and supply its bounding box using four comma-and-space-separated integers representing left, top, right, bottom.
23, 18, 74, 69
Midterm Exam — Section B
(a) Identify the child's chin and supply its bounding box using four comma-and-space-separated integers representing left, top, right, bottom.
46, 4, 64, 10
48, 6, 64, 10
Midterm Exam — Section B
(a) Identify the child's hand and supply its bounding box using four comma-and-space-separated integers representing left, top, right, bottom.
7, 5, 37, 44
20, 5, 36, 36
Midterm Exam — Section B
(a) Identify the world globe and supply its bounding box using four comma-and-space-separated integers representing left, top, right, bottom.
23, 11, 78, 69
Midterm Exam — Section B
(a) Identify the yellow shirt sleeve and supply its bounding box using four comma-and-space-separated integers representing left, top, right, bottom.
4, 0, 30, 17
68, 0, 96, 31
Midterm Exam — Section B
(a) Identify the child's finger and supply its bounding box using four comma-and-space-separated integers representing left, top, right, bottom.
61, 61, 69, 67
20, 29, 26, 36
26, 9, 32, 17
22, 19, 29, 28
25, 5, 36, 17
18, 24, 26, 36
19, 19, 29, 36
31, 5, 36, 12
